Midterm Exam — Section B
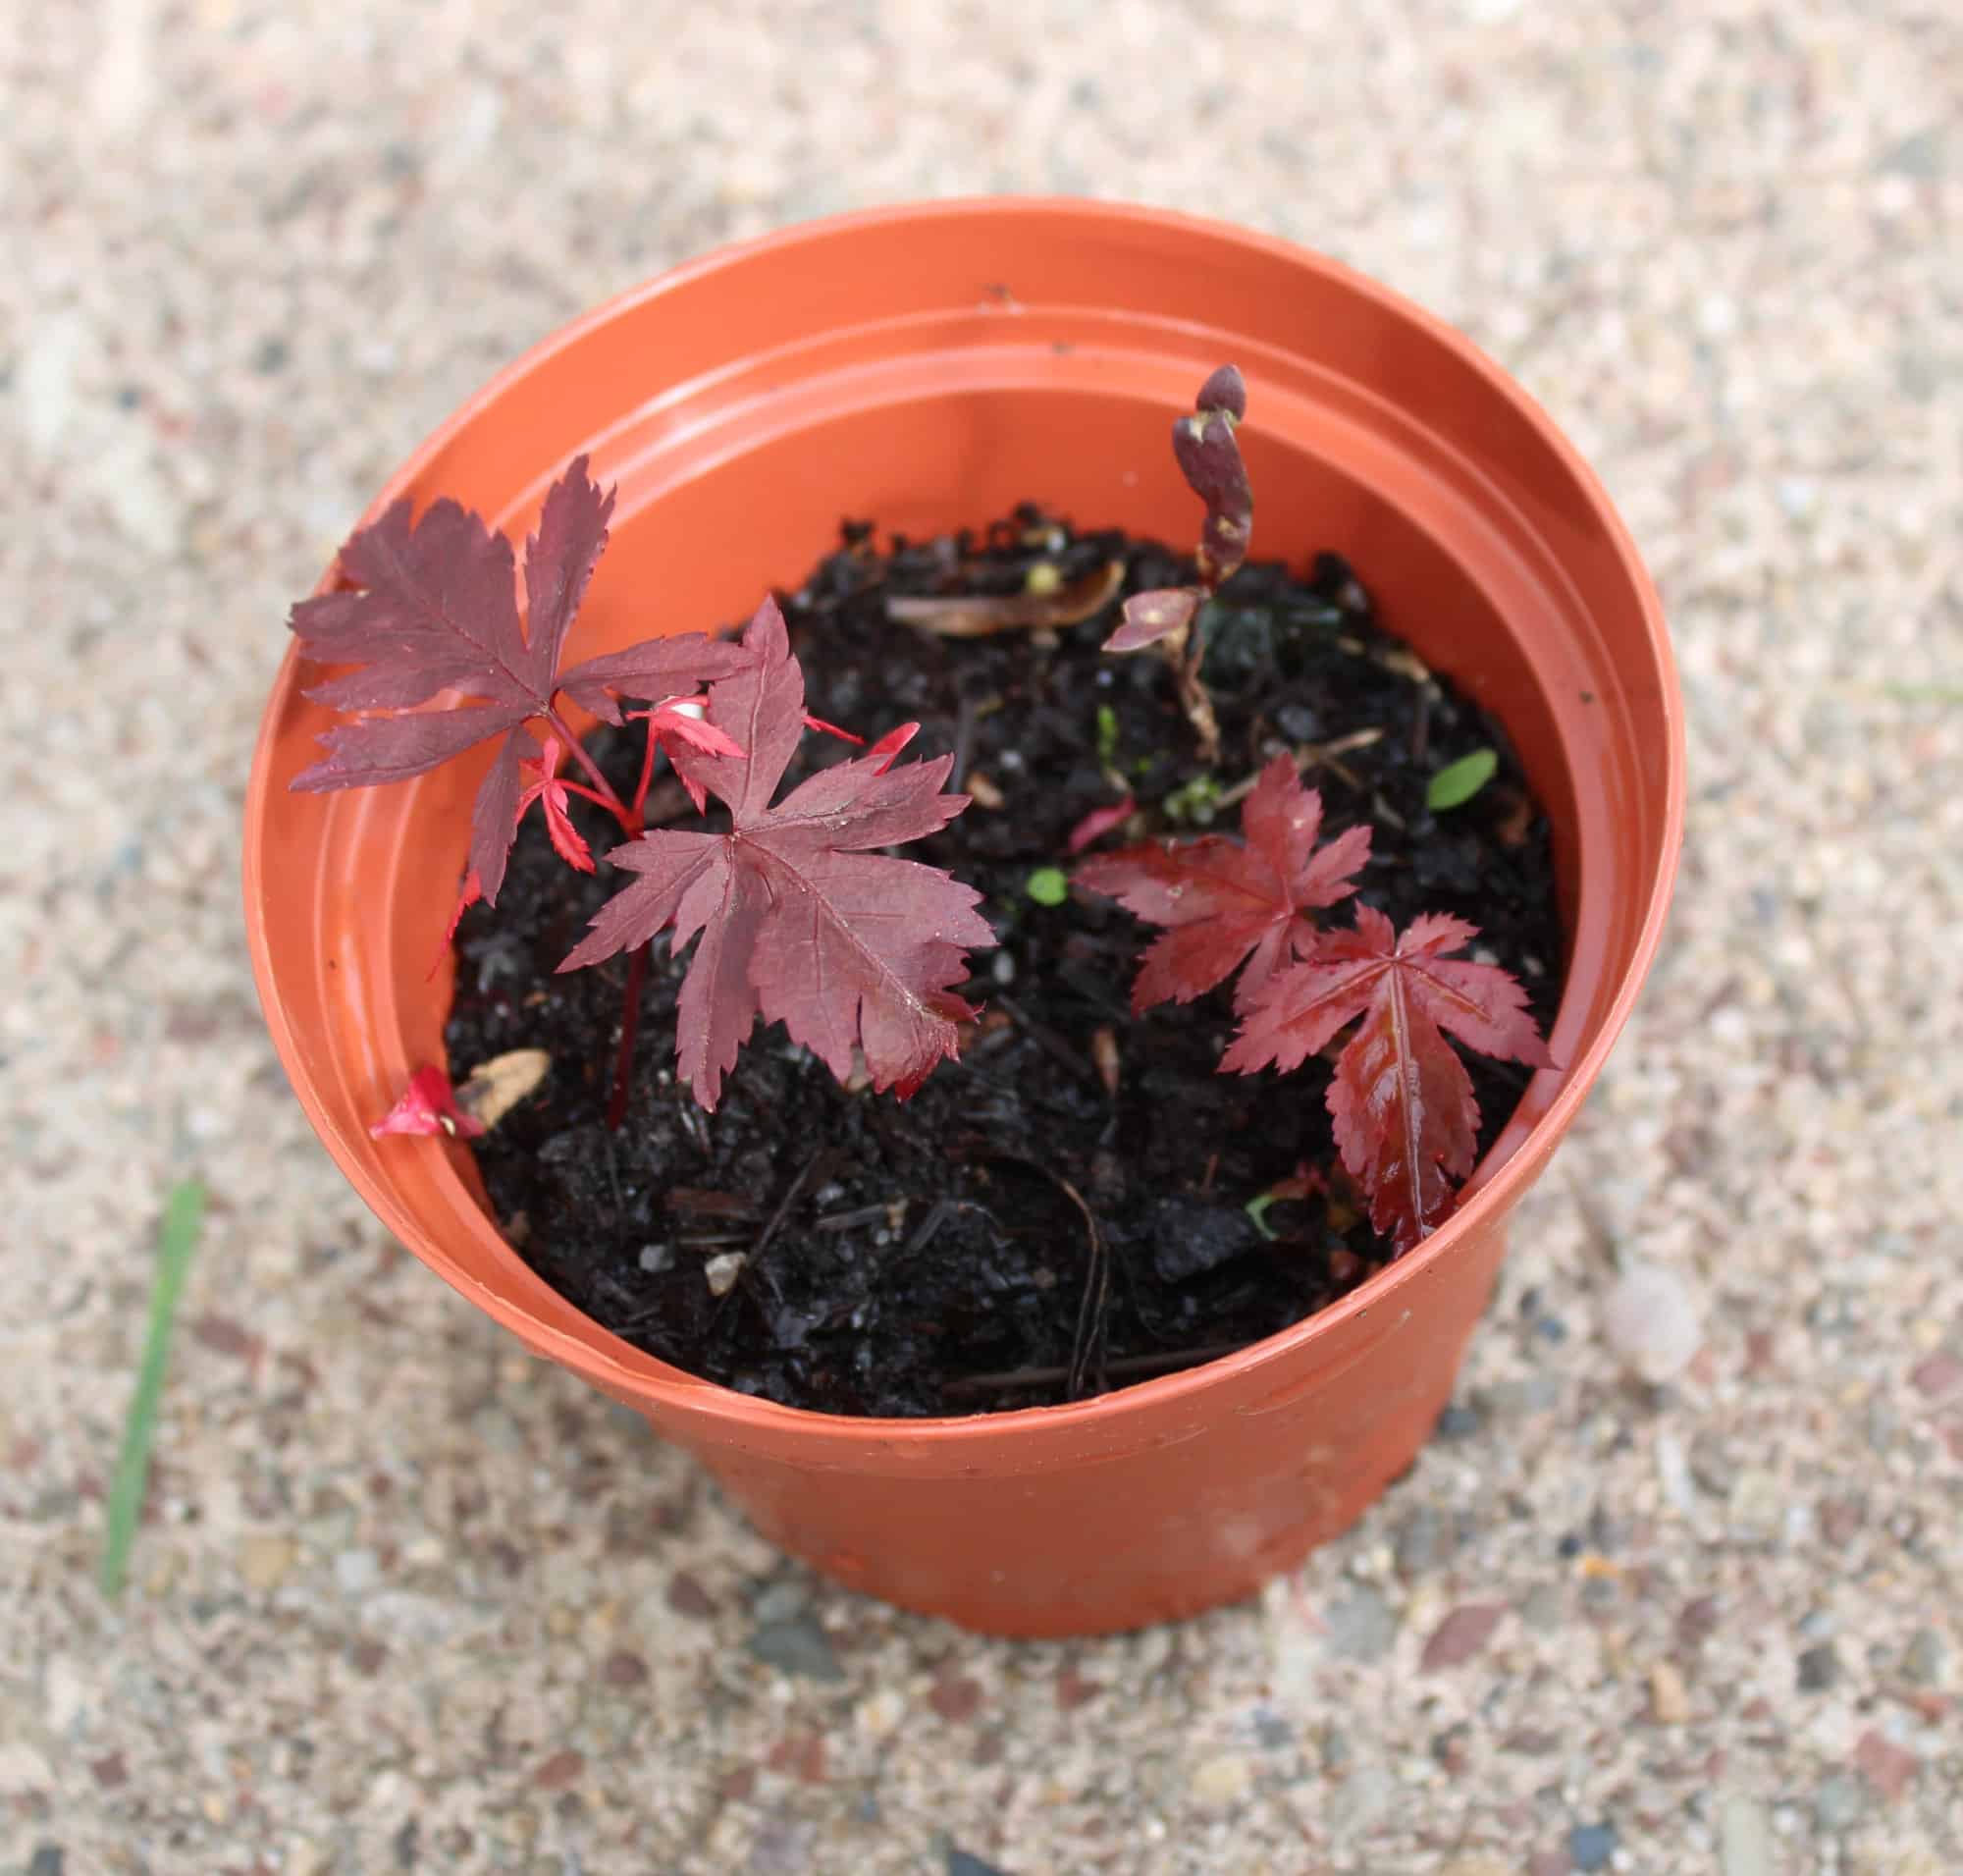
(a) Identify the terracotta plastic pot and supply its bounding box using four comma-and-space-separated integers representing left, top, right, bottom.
245, 200, 1683, 1636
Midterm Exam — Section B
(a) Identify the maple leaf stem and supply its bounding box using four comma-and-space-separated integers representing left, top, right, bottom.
631, 716, 661, 820
547, 705, 639, 835
557, 779, 617, 814
605, 941, 652, 1131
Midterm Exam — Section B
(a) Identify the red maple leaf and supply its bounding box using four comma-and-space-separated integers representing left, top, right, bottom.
559, 598, 995, 1110
514, 735, 594, 874
1076, 754, 1371, 1013
1223, 906, 1556, 1252
289, 456, 747, 905
369, 1064, 486, 1140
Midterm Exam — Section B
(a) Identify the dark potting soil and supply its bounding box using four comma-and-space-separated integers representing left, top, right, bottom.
445, 509, 1566, 1418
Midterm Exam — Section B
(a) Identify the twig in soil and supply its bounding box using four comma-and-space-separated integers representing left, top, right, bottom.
813, 1204, 896, 1233
940, 1341, 1247, 1400
1409, 685, 1433, 762
602, 1129, 626, 1223
746, 1150, 828, 1273
1056, 1175, 1110, 1401
991, 993, 1098, 1086
950, 692, 980, 797
710, 1149, 828, 1335
1210, 728, 1385, 814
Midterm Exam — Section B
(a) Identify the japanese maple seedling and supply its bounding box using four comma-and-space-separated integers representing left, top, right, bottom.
1080, 761, 1554, 1255
290, 456, 988, 1126
1101, 363, 1253, 762
1079, 369, 1556, 1253
559, 598, 993, 1110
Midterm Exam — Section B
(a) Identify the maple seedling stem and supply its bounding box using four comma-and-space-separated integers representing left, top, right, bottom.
607, 943, 653, 1130
631, 716, 662, 820
548, 706, 640, 836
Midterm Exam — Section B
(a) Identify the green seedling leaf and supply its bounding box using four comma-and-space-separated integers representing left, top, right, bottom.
1426, 748, 1499, 812
1162, 774, 1224, 825
1244, 1193, 1279, 1241
1095, 704, 1120, 764
1026, 866, 1070, 906
100, 1178, 206, 1599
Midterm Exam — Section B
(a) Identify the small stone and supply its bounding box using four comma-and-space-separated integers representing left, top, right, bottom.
636, 1243, 672, 1273
945, 1852, 1010, 1876
1648, 1660, 1690, 1724
1319, 1729, 1351, 1774
1517, 1582, 1565, 1634
750, 1579, 808, 1624
1421, 1602, 1506, 1671
1678, 1594, 1721, 1644
1909, 1353, 1961, 1398
747, 1614, 844, 1683
1567, 1822, 1618, 1871
1435, 1402, 1482, 1440
928, 1675, 983, 1721
704, 1252, 747, 1296
1901, 1627, 1946, 1687
27, 1848, 65, 1876
1440, 1859, 1512, 1876
531, 1748, 583, 1791
1813, 1773, 1864, 1832
1329, 1763, 1393, 1831
1796, 1642, 1840, 1691
1726, 1469, 1782, 1539
1853, 1729, 1919, 1801
1322, 1585, 1398, 1662
239, 1533, 297, 1591
1878, 127, 1944, 178
855, 1688, 906, 1741
1524, 1849, 1571, 1876
1717, 1794, 1774, 1876
1394, 1504, 1451, 1579
1190, 1751, 1253, 1807
335, 1548, 379, 1593
666, 1571, 716, 1618
602, 1650, 649, 1688
1653, 1430, 1696, 1515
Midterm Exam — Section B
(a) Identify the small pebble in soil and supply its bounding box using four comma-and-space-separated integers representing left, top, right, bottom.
1565, 1822, 1618, 1871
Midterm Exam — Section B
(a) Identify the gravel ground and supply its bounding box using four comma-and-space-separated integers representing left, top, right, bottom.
5, 2, 1960, 1871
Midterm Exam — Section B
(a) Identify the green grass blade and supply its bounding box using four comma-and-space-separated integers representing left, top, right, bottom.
99, 1178, 206, 1599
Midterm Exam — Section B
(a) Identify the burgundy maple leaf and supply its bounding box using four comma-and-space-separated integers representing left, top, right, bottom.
289, 457, 747, 905
369, 1064, 486, 1140
1103, 363, 1252, 654
1076, 754, 1371, 1013
559, 598, 996, 1111
1222, 906, 1556, 1252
